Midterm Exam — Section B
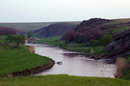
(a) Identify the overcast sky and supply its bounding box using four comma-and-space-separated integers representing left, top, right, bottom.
0, 0, 130, 22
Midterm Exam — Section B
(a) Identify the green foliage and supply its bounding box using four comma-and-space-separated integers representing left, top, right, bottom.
6, 35, 26, 47
0, 36, 6, 44
38, 37, 65, 46
27, 32, 33, 38
38, 37, 103, 55
64, 44, 103, 55
0, 75, 130, 86
89, 40, 101, 46
76, 36, 84, 43
108, 26, 130, 35
122, 69, 130, 80
100, 35, 113, 46
120, 56, 130, 80
0, 46, 51, 76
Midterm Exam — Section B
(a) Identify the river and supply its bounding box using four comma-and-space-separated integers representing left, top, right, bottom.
32, 44, 116, 78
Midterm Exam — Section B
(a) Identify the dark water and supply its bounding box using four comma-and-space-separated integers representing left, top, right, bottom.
32, 44, 116, 78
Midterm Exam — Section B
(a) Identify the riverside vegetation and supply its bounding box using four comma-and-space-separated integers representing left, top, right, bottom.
0, 36, 52, 76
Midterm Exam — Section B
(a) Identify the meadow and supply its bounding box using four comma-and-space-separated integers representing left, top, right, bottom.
0, 75, 130, 86
0, 36, 52, 76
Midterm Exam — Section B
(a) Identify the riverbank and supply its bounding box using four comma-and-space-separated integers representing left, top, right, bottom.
0, 45, 54, 77
37, 37, 104, 56
0, 75, 130, 86
2, 60, 54, 77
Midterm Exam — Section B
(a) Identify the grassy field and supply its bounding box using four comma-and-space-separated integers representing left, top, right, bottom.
62, 43, 103, 55
0, 75, 130, 86
38, 37, 65, 46
0, 35, 52, 76
0, 46, 51, 76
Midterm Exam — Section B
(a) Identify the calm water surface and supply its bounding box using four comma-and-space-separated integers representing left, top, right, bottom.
32, 44, 116, 78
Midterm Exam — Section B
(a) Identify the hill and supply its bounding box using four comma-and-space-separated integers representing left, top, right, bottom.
0, 27, 17, 36
62, 18, 130, 43
0, 22, 80, 32
32, 22, 78, 38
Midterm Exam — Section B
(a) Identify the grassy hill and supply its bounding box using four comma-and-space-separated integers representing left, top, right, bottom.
32, 22, 78, 38
0, 27, 17, 36
0, 21, 80, 32
0, 75, 130, 86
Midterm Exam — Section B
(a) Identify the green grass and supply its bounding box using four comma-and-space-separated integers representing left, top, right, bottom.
120, 56, 130, 80
0, 46, 51, 76
38, 37, 104, 55
0, 75, 130, 86
38, 37, 65, 46
62, 43, 103, 55
108, 26, 130, 35
0, 36, 6, 44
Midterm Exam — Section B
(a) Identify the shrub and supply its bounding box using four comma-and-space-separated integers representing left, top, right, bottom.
89, 40, 101, 46
115, 57, 127, 78
100, 35, 113, 45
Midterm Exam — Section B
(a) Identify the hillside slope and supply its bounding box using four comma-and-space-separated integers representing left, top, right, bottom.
32, 22, 78, 38
61, 18, 130, 57
0, 22, 80, 32
0, 27, 17, 36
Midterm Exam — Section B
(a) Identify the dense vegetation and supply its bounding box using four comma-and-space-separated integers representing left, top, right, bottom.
0, 75, 130, 86
0, 36, 51, 76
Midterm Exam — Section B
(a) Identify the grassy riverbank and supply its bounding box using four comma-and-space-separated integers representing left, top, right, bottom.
0, 36, 53, 76
0, 75, 130, 86
38, 37, 104, 55
0, 46, 52, 76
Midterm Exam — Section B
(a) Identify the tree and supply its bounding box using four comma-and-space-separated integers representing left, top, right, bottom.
61, 30, 80, 43
6, 35, 26, 47
62, 27, 103, 43
27, 32, 32, 39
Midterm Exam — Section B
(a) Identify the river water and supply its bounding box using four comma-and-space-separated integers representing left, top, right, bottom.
32, 44, 116, 78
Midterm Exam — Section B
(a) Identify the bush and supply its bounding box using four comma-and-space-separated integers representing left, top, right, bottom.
100, 35, 113, 45
89, 40, 101, 46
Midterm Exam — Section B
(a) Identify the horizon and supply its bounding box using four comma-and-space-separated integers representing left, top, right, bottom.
0, 0, 130, 22
0, 18, 130, 23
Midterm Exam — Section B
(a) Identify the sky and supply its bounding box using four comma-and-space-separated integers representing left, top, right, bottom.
0, 0, 130, 22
